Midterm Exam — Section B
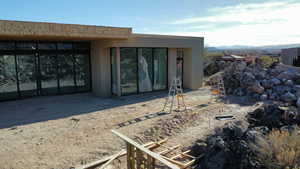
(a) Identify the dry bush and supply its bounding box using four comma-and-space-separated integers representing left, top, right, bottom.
251, 129, 300, 169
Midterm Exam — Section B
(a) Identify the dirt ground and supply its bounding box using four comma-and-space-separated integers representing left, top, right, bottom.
0, 87, 257, 169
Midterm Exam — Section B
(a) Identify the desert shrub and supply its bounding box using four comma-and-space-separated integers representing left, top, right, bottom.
259, 55, 278, 67
251, 129, 300, 169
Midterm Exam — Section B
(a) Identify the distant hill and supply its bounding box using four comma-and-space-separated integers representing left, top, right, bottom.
207, 43, 300, 54
213, 43, 300, 51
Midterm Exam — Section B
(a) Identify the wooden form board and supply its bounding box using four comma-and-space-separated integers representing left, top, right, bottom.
112, 130, 180, 169
76, 139, 167, 169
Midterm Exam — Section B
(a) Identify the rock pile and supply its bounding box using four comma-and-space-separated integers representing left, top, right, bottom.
222, 62, 300, 105
192, 104, 300, 169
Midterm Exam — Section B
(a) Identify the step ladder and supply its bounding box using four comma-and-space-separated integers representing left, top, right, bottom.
211, 74, 226, 99
162, 78, 187, 114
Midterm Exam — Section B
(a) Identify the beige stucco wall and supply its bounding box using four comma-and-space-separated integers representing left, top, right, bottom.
90, 41, 111, 97
90, 34, 204, 97
168, 48, 177, 87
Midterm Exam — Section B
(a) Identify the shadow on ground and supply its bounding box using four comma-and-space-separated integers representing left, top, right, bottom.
218, 95, 257, 107
0, 89, 206, 129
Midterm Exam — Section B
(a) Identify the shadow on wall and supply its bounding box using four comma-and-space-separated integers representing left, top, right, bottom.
0, 91, 176, 129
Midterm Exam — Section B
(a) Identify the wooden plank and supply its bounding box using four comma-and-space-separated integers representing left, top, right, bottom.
112, 130, 180, 169
171, 150, 191, 160
136, 149, 144, 169
158, 145, 181, 155
183, 159, 196, 168
76, 140, 163, 169
99, 150, 124, 169
127, 143, 132, 169
76, 149, 126, 169
161, 156, 186, 168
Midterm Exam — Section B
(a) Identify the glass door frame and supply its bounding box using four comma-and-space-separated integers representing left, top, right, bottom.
115, 47, 169, 96
0, 41, 92, 102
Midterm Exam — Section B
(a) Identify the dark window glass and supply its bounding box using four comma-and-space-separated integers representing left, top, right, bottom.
40, 53, 58, 95
153, 48, 168, 90
58, 53, 76, 93
138, 48, 153, 92
111, 48, 118, 95
73, 43, 89, 50
0, 54, 18, 100
16, 42, 36, 50
0, 42, 15, 50
120, 48, 138, 95
17, 54, 37, 97
57, 43, 72, 50
38, 43, 56, 50
74, 54, 90, 91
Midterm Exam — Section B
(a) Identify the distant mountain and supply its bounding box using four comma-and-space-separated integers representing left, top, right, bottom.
213, 43, 300, 50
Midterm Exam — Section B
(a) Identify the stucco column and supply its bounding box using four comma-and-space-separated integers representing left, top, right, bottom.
168, 48, 177, 87
90, 41, 112, 97
183, 47, 203, 89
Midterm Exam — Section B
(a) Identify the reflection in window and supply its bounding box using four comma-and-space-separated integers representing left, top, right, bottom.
40, 53, 58, 95
111, 48, 118, 95
58, 54, 76, 93
0, 42, 15, 50
73, 43, 89, 50
16, 42, 36, 50
0, 54, 18, 100
138, 48, 153, 92
74, 54, 90, 91
153, 48, 167, 90
120, 48, 138, 95
176, 49, 184, 82
57, 43, 72, 50
17, 54, 37, 97
38, 43, 56, 50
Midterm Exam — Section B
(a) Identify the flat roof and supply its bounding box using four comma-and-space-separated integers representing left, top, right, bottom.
0, 20, 203, 41
0, 20, 132, 40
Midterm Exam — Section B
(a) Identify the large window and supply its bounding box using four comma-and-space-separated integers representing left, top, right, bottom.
0, 54, 18, 101
153, 48, 168, 90
0, 41, 91, 101
111, 48, 118, 95
119, 47, 168, 95
120, 48, 138, 95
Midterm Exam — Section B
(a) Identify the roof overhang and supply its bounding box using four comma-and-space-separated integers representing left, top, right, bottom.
0, 20, 132, 41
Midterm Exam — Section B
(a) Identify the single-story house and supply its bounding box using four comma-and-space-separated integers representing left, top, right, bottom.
0, 20, 204, 101
281, 47, 300, 67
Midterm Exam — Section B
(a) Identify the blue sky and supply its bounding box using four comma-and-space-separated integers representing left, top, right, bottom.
0, 0, 299, 46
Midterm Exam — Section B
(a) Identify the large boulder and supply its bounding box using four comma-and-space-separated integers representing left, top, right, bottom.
270, 78, 281, 85
248, 81, 264, 94
280, 92, 297, 102
277, 70, 300, 80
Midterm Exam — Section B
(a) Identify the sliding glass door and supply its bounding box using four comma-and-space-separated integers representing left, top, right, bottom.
119, 47, 168, 95
153, 48, 168, 90
0, 41, 91, 101
0, 54, 18, 101
138, 48, 153, 92
39, 53, 59, 95
120, 48, 138, 95
17, 54, 38, 97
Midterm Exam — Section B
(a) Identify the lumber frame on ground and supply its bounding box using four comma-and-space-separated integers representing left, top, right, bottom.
76, 139, 167, 169
112, 130, 180, 169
